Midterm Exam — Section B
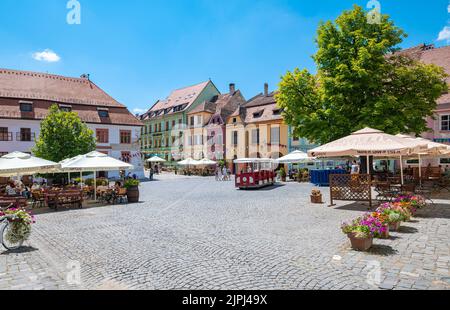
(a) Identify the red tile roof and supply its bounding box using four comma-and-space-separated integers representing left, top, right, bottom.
143, 81, 211, 119
0, 68, 125, 107
393, 44, 450, 104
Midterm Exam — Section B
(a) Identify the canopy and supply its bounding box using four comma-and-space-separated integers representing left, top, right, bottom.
276, 150, 314, 164
0, 152, 60, 177
233, 158, 275, 164
146, 156, 166, 163
198, 158, 217, 166
178, 158, 201, 166
60, 151, 134, 201
308, 128, 427, 158
60, 151, 133, 172
395, 134, 450, 157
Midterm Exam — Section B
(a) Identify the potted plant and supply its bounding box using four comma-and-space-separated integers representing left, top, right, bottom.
310, 189, 323, 204
279, 167, 287, 182
376, 203, 404, 232
124, 179, 140, 203
368, 212, 390, 239
341, 218, 373, 251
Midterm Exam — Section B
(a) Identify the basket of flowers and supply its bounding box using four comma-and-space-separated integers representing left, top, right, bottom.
341, 213, 388, 251
376, 203, 407, 231
2, 208, 35, 245
394, 195, 427, 218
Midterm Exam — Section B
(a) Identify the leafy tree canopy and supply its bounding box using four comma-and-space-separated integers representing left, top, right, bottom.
33, 104, 96, 162
276, 5, 448, 144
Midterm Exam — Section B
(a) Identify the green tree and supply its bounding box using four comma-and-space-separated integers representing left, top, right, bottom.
33, 104, 96, 162
276, 5, 448, 144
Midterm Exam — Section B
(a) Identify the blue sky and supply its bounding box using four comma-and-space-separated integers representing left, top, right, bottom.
0, 0, 449, 114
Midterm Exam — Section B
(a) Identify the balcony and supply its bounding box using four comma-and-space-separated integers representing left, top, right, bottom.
0, 132, 13, 141
15, 132, 36, 142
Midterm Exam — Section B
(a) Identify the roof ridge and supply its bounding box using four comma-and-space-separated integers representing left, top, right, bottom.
0, 68, 90, 84
171, 80, 210, 92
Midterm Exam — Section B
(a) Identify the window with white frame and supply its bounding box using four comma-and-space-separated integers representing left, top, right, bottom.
270, 126, 280, 144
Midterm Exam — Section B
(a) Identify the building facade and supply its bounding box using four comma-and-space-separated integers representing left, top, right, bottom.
392, 45, 450, 166
0, 69, 145, 179
140, 80, 220, 163
225, 84, 289, 172
184, 84, 246, 160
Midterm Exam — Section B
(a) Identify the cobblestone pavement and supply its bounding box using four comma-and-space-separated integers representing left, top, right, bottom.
1, 174, 449, 290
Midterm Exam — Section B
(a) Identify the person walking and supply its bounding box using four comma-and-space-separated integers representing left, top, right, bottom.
222, 166, 228, 181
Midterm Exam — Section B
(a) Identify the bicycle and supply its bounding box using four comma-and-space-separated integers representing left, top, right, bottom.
0, 204, 26, 250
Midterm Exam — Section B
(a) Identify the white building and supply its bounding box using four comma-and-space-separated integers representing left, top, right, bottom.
0, 68, 145, 179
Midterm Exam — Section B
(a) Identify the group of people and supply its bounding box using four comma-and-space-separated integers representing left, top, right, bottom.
215, 166, 231, 181
3, 179, 36, 198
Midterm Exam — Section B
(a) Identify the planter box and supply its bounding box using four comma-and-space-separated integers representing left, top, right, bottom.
347, 233, 373, 251
379, 225, 390, 239
311, 195, 323, 204
389, 221, 401, 232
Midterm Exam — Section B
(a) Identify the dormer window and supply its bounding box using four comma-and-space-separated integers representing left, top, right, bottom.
19, 101, 33, 112
253, 110, 263, 118
59, 104, 72, 112
98, 108, 109, 118
273, 109, 283, 115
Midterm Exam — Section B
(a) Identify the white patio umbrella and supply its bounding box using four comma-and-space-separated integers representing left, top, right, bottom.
0, 152, 59, 177
396, 134, 450, 185
276, 150, 314, 164
198, 158, 217, 166
178, 158, 201, 166
146, 156, 166, 163
60, 151, 134, 200
308, 128, 428, 184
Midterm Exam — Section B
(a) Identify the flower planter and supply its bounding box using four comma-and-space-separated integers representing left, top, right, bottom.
347, 233, 373, 251
389, 221, 401, 232
311, 195, 323, 204
379, 225, 390, 239
126, 186, 140, 203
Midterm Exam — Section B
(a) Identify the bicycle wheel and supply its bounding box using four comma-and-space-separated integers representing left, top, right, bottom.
1, 221, 24, 250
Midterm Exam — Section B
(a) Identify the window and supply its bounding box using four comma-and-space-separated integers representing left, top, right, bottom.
252, 129, 260, 145
0, 127, 11, 142
121, 151, 131, 163
120, 130, 132, 144
96, 129, 109, 143
18, 128, 32, 142
98, 110, 109, 118
166, 121, 169, 131
232, 118, 237, 124
440, 158, 450, 164
19, 102, 33, 112
59, 105, 72, 112
273, 109, 282, 115
172, 120, 176, 128
179, 119, 182, 125
190, 116, 195, 126
232, 131, 238, 146
441, 115, 450, 131
293, 136, 299, 142
217, 134, 223, 145
271, 126, 280, 144
253, 111, 263, 118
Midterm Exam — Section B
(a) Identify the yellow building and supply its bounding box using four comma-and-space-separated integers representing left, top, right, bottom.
225, 84, 289, 172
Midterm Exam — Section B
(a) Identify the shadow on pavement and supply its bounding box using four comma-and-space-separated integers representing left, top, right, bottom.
1, 246, 39, 255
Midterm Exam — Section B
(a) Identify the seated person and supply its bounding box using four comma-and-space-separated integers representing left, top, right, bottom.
5, 182, 18, 196
31, 182, 41, 191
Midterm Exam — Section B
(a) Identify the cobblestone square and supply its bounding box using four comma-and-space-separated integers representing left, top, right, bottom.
1, 174, 449, 290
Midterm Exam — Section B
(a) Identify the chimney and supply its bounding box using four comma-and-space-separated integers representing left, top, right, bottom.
264, 83, 269, 96
229, 83, 236, 94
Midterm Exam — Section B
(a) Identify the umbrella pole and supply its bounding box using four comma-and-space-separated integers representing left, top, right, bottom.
366, 156, 370, 176
80, 172, 82, 189
400, 155, 404, 185
94, 172, 97, 201
418, 154, 422, 187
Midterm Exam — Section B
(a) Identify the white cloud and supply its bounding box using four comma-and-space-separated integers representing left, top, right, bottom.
448, 4, 450, 13
132, 108, 147, 115
438, 26, 450, 42
32, 49, 61, 62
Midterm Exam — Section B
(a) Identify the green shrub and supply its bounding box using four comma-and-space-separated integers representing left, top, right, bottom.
124, 179, 140, 188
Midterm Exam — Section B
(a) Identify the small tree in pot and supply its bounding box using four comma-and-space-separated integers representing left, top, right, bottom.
279, 167, 287, 182
124, 179, 140, 203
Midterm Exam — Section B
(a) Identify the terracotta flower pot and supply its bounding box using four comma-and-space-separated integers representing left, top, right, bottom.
347, 233, 373, 251
311, 195, 323, 204
389, 221, 401, 232
379, 225, 390, 239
